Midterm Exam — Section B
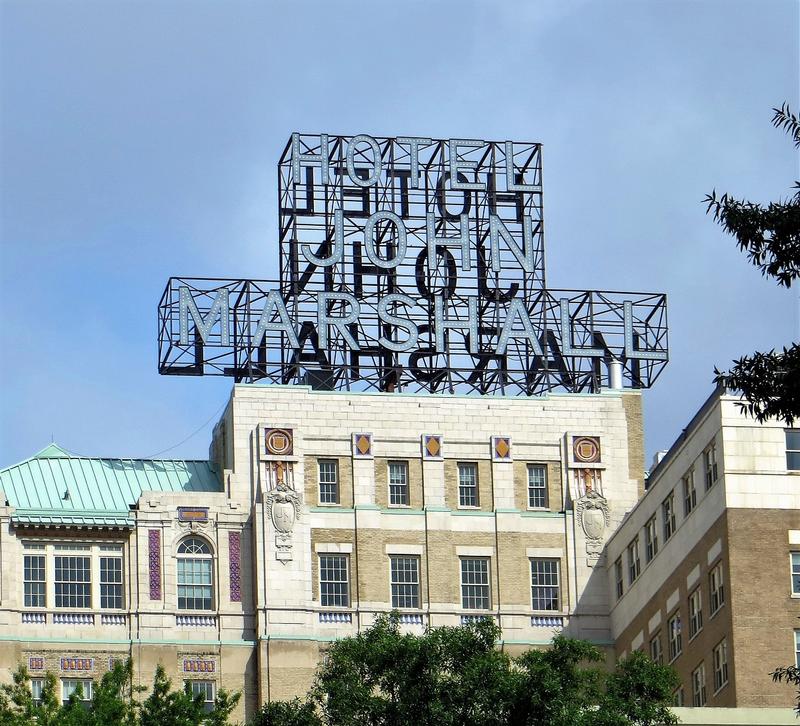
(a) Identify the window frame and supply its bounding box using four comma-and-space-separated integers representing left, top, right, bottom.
100, 551, 124, 610
526, 464, 548, 509
319, 553, 350, 609
649, 632, 663, 665
61, 678, 93, 705
30, 678, 45, 704
795, 630, 800, 668
683, 469, 697, 516
713, 639, 729, 693
176, 537, 214, 612
457, 462, 480, 508
530, 558, 560, 612
691, 662, 707, 707
627, 537, 641, 585
318, 459, 340, 506
688, 587, 703, 640
644, 516, 659, 563
791, 553, 800, 596
388, 460, 410, 507
786, 429, 800, 471
460, 557, 491, 611
668, 611, 682, 662
704, 442, 718, 490
709, 562, 725, 615
661, 492, 676, 542
614, 558, 623, 601
186, 679, 215, 714
389, 555, 421, 610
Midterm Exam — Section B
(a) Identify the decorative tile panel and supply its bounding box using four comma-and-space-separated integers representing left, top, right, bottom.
229, 531, 242, 602
28, 657, 44, 671
265, 428, 293, 456
573, 436, 601, 463
61, 658, 93, 671
183, 659, 216, 673
148, 529, 161, 600
352, 433, 373, 458
492, 436, 512, 461
177, 507, 209, 522
421, 434, 443, 460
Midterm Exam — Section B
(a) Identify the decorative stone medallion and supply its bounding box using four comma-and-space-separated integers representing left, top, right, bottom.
352, 432, 373, 458
265, 428, 293, 456
492, 436, 512, 461
573, 436, 601, 464
422, 434, 443, 460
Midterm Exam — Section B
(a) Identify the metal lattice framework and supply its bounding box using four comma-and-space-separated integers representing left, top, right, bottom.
158, 133, 669, 395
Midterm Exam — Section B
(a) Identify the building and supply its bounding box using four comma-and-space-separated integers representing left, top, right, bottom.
1, 383, 798, 724
0, 383, 645, 721
606, 388, 800, 712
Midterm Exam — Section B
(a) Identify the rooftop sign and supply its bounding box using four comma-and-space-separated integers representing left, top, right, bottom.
158, 133, 668, 395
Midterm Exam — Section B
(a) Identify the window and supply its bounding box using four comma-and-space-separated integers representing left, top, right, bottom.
672, 687, 684, 707
650, 632, 663, 665
795, 631, 800, 668
792, 554, 800, 595
24, 554, 46, 608
709, 563, 725, 615
668, 612, 682, 661
683, 470, 697, 516
662, 493, 676, 542
713, 640, 729, 692
55, 555, 91, 609
645, 516, 659, 562
388, 461, 409, 506
460, 558, 490, 610
186, 680, 215, 714
100, 551, 123, 609
692, 662, 707, 706
21, 541, 124, 611
688, 588, 703, 639
704, 443, 718, 490
530, 559, 559, 611
458, 463, 479, 507
527, 464, 548, 508
30, 678, 44, 704
787, 430, 800, 470
627, 537, 641, 585
390, 556, 420, 609
62, 678, 92, 705
319, 554, 349, 608
614, 558, 623, 601
177, 537, 213, 611
318, 459, 339, 505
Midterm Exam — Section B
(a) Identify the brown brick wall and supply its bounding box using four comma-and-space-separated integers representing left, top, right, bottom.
512, 460, 563, 512
621, 393, 645, 497
374, 457, 423, 510
443, 459, 493, 511
304, 456, 354, 509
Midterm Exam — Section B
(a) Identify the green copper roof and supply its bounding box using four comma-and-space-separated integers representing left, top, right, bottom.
0, 444, 222, 527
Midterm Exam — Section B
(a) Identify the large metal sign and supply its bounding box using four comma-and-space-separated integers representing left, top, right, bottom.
158, 133, 668, 395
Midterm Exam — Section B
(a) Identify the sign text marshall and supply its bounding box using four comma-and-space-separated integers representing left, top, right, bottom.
158, 134, 668, 395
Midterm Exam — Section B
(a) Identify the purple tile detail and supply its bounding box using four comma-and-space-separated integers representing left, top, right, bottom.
148, 529, 161, 600
229, 531, 241, 602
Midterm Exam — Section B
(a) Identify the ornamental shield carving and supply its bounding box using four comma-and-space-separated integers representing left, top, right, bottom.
265, 480, 301, 563
575, 489, 610, 565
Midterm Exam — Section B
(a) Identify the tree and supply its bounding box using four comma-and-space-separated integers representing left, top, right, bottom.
705, 103, 800, 425
251, 614, 679, 726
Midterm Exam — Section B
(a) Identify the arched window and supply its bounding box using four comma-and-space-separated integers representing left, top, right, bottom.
177, 537, 213, 610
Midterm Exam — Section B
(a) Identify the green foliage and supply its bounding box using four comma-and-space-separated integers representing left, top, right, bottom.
0, 659, 239, 726
251, 614, 679, 726
772, 663, 800, 716
706, 104, 800, 425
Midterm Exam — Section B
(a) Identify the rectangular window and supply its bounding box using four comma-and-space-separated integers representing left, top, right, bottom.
795, 631, 800, 668
704, 443, 718, 490
713, 640, 729, 692
672, 687, 684, 707
460, 558, 490, 610
710, 563, 725, 615
177, 558, 212, 610
627, 537, 641, 585
388, 461, 409, 506
526, 464, 548, 509
24, 554, 46, 608
689, 588, 703, 639
100, 556, 123, 609
645, 516, 659, 562
683, 470, 697, 516
186, 680, 215, 714
668, 612, 682, 661
319, 554, 349, 608
614, 558, 623, 601
318, 459, 339, 505
650, 632, 663, 665
662, 493, 676, 542
390, 556, 420, 609
787, 430, 800, 470
62, 679, 92, 704
54, 556, 91, 609
458, 463, 479, 507
792, 554, 800, 595
530, 559, 560, 611
692, 662, 707, 706
31, 678, 44, 703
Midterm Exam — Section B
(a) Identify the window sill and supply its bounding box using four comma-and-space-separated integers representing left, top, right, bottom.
526, 506, 550, 512
317, 502, 342, 508
709, 604, 725, 618
712, 681, 729, 698
388, 504, 411, 509
688, 629, 703, 643
668, 653, 682, 665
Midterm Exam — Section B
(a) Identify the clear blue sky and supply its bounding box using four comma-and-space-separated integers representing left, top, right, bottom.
1, 0, 798, 467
